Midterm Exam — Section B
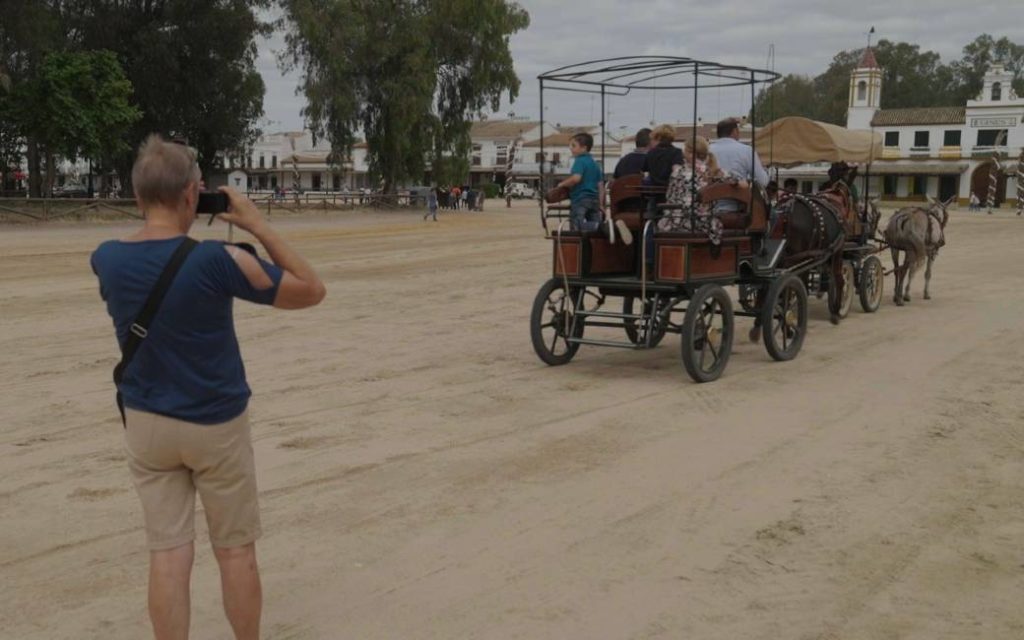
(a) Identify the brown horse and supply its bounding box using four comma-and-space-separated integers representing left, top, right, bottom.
776, 190, 848, 323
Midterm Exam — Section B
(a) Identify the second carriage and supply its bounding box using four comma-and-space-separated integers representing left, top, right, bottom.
752, 116, 887, 320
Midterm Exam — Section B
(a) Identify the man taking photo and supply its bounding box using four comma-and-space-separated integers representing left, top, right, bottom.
91, 134, 326, 640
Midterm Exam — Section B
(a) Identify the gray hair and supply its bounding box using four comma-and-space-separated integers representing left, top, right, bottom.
131, 134, 200, 208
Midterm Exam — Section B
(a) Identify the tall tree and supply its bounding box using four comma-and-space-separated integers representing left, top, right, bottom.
282, 0, 529, 193
809, 49, 862, 125
11, 51, 140, 194
797, 40, 954, 125
65, 0, 270, 184
947, 34, 1024, 104
749, 74, 817, 126
0, 0, 65, 195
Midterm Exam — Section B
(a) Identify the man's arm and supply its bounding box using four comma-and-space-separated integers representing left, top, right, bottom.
752, 151, 769, 187
218, 187, 326, 310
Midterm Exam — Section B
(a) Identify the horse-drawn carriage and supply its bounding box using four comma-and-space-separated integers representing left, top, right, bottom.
529, 57, 817, 383
752, 117, 886, 320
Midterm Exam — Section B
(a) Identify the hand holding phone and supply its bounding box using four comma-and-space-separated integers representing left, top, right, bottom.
215, 187, 267, 235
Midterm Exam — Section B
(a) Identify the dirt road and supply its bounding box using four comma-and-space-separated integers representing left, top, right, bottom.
2, 203, 1023, 639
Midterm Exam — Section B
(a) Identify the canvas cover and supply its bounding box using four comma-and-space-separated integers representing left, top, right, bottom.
754, 117, 882, 167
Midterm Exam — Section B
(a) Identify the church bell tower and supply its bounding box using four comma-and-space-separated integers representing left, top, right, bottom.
846, 47, 881, 130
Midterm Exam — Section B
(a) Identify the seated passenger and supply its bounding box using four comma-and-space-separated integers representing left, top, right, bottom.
554, 132, 603, 232
613, 127, 653, 179
643, 124, 684, 189
659, 136, 723, 245
639, 124, 684, 268
709, 117, 768, 214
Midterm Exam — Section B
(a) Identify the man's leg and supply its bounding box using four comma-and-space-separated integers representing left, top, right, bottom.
149, 542, 195, 640
214, 543, 262, 640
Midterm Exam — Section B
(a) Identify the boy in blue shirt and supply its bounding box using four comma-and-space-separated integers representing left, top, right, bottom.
556, 133, 631, 243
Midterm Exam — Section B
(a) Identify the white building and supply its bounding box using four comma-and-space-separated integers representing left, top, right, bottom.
844, 50, 1023, 205
216, 131, 353, 192
469, 119, 541, 186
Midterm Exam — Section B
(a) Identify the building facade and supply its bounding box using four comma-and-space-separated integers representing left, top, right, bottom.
845, 51, 1022, 205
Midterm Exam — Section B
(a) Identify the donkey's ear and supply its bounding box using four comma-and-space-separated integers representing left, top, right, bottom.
926, 195, 937, 206
943, 195, 957, 208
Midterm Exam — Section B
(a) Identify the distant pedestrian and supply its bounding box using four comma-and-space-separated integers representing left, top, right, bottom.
969, 192, 980, 212
424, 190, 438, 221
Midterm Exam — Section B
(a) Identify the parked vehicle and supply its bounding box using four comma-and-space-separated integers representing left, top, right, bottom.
505, 182, 535, 199
52, 184, 89, 198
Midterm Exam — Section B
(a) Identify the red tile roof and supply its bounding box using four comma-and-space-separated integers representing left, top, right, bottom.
870, 107, 966, 127
859, 47, 879, 69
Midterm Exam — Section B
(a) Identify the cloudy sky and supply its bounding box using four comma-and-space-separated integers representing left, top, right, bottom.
256, 0, 1024, 135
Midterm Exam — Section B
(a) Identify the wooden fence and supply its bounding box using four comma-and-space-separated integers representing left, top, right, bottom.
0, 192, 426, 222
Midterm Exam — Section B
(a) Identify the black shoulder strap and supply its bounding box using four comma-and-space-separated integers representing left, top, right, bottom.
113, 237, 199, 426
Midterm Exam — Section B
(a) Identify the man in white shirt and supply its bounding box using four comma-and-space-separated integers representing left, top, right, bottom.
709, 117, 769, 213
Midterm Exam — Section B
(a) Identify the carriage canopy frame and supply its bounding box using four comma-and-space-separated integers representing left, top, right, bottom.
536, 56, 781, 207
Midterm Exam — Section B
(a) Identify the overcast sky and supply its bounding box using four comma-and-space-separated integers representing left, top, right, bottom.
256, 0, 1024, 136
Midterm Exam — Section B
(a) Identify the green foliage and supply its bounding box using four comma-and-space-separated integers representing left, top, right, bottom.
947, 34, 1024, 103
753, 36, 1024, 127
283, 0, 529, 192
481, 182, 500, 198
67, 0, 270, 176
750, 74, 817, 126
13, 51, 140, 162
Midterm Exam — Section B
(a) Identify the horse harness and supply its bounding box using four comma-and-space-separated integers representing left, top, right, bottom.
790, 193, 845, 249
925, 206, 946, 253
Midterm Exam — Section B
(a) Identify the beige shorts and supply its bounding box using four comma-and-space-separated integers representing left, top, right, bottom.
124, 408, 261, 550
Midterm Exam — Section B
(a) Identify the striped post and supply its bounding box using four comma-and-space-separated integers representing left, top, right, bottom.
987, 129, 1008, 215
290, 137, 301, 205
1017, 148, 1024, 216
505, 137, 519, 208
987, 157, 1000, 214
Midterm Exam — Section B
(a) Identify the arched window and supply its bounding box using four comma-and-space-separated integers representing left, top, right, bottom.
992, 82, 1002, 101
857, 80, 867, 101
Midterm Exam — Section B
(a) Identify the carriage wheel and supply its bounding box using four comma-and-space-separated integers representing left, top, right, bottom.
858, 255, 884, 313
828, 261, 856, 319
623, 295, 667, 348
680, 284, 734, 383
761, 274, 808, 362
530, 278, 584, 366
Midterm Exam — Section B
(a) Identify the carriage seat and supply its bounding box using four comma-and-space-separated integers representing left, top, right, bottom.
699, 182, 752, 230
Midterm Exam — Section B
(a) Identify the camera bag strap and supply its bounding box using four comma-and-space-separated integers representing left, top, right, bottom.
112, 237, 199, 427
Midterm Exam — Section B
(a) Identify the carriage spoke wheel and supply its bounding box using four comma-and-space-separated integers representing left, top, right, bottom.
761, 274, 808, 362
858, 255, 884, 313
530, 278, 584, 366
680, 284, 734, 383
829, 261, 855, 319
623, 295, 668, 348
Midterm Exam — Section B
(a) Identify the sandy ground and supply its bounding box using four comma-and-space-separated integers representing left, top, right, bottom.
2, 201, 1024, 640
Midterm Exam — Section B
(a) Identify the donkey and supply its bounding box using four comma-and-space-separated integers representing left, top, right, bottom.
883, 196, 952, 305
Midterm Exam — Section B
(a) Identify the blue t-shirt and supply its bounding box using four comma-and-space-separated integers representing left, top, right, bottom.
91, 236, 284, 424
569, 152, 601, 204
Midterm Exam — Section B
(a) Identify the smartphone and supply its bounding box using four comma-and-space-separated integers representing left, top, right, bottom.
197, 191, 230, 215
